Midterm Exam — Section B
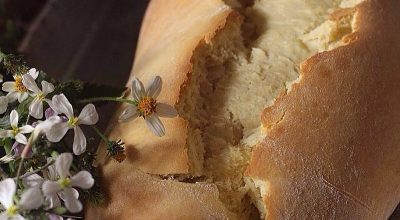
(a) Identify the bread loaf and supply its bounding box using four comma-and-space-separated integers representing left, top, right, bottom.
86, 0, 400, 219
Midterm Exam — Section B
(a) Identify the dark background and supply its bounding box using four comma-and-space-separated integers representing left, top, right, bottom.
1, 0, 399, 219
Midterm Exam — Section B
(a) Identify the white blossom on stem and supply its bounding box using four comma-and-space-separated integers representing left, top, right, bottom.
42, 153, 94, 213
0, 110, 34, 144
2, 68, 39, 103
46, 94, 98, 155
22, 74, 54, 119
0, 178, 43, 219
119, 76, 177, 137
31, 116, 62, 143
23, 171, 60, 209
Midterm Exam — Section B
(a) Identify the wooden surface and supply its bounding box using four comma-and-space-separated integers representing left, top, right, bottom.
19, 0, 400, 219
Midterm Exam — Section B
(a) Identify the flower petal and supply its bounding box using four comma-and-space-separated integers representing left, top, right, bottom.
0, 178, 15, 209
19, 187, 43, 210
22, 74, 40, 94
45, 213, 63, 220
55, 153, 72, 178
77, 104, 99, 125
46, 122, 69, 143
59, 188, 79, 201
18, 92, 29, 103
28, 68, 39, 79
15, 133, 28, 145
29, 99, 44, 119
73, 126, 86, 155
41, 81, 55, 94
10, 110, 18, 127
42, 181, 62, 197
156, 103, 178, 118
6, 92, 18, 103
145, 115, 166, 137
62, 188, 82, 213
47, 194, 61, 209
10, 214, 25, 220
71, 171, 94, 189
2, 82, 15, 93
0, 130, 13, 138
47, 164, 58, 180
44, 107, 56, 119
0, 96, 8, 114
35, 116, 62, 136
19, 125, 34, 134
146, 76, 162, 98
11, 142, 25, 158
51, 94, 74, 117
131, 77, 145, 100
23, 174, 44, 188
118, 105, 139, 122
0, 212, 8, 220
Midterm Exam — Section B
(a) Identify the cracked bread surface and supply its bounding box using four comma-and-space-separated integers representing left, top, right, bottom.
247, 0, 400, 219
86, 0, 400, 219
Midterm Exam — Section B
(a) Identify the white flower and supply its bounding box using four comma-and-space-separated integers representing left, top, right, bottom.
119, 76, 177, 137
0, 96, 8, 114
31, 116, 62, 142
2, 68, 39, 103
22, 74, 54, 119
0, 178, 43, 219
42, 153, 94, 213
0, 110, 34, 144
23, 171, 60, 209
46, 94, 98, 155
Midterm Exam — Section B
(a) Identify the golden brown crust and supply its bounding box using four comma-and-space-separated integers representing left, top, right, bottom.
85, 167, 234, 220
86, 0, 239, 219
247, 0, 400, 219
101, 0, 235, 175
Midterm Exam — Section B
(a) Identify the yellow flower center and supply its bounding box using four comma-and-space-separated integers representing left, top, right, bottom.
138, 96, 157, 117
6, 205, 17, 217
58, 177, 71, 188
14, 76, 28, 93
68, 117, 79, 127
12, 126, 20, 136
36, 92, 45, 101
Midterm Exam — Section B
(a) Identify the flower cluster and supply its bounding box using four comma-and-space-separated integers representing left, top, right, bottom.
0, 51, 177, 219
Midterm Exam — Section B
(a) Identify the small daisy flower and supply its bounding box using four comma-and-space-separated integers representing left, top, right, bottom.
2, 68, 39, 103
47, 94, 99, 155
22, 74, 54, 119
0, 96, 8, 114
0, 110, 34, 144
0, 178, 43, 219
42, 153, 94, 213
119, 76, 177, 137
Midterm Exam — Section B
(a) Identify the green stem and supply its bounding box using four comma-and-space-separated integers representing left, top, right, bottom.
15, 160, 54, 180
15, 158, 24, 183
78, 97, 134, 104
91, 126, 108, 143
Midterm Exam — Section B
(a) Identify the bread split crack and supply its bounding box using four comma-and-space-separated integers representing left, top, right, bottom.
175, 0, 362, 219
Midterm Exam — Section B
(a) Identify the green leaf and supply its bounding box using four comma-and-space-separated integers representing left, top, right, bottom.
52, 206, 67, 215
0, 114, 10, 128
